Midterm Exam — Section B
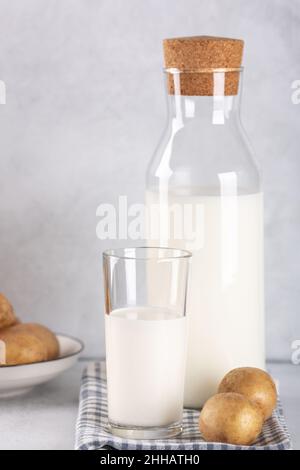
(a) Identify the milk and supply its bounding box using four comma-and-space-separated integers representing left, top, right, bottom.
146, 190, 265, 408
105, 307, 187, 426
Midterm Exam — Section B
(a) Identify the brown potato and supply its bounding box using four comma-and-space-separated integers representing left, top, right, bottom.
218, 367, 277, 420
0, 326, 48, 365
13, 323, 59, 360
0, 293, 18, 329
199, 392, 264, 445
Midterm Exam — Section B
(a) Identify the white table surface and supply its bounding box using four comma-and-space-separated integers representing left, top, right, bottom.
0, 360, 298, 450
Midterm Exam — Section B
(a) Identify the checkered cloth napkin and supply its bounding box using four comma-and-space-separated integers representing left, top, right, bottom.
75, 361, 292, 450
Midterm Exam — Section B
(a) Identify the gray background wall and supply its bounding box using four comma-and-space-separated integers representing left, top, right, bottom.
0, 0, 299, 360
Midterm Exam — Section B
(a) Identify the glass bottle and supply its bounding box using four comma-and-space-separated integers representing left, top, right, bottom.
146, 37, 265, 408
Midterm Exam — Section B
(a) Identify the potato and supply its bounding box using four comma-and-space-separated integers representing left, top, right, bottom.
0, 293, 18, 329
199, 392, 264, 445
0, 326, 48, 365
12, 323, 59, 360
218, 367, 277, 420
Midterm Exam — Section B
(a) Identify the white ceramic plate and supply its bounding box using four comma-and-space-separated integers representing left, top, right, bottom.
0, 334, 84, 398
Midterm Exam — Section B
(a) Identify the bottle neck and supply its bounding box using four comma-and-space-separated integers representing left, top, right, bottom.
163, 68, 243, 128
166, 93, 241, 128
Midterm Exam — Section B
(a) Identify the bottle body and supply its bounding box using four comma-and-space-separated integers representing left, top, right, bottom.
146, 69, 265, 408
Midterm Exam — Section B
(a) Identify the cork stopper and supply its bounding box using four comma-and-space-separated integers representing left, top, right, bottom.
163, 36, 244, 96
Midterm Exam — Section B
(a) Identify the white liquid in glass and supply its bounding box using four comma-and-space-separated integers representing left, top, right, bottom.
105, 307, 187, 427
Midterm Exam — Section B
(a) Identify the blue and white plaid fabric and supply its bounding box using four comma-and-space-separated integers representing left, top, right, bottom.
75, 361, 292, 450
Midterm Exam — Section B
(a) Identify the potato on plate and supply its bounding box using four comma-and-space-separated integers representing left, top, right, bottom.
0, 323, 59, 366
0, 294, 18, 329
0, 325, 48, 365
12, 323, 59, 361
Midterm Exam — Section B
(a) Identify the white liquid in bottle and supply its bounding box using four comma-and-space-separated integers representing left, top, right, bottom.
146, 190, 265, 408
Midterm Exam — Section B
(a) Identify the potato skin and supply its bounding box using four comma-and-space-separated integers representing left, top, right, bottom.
199, 392, 264, 445
0, 294, 18, 329
218, 367, 277, 420
12, 323, 59, 360
0, 326, 48, 365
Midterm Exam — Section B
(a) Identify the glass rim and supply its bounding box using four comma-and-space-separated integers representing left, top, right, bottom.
103, 246, 192, 261
163, 66, 243, 74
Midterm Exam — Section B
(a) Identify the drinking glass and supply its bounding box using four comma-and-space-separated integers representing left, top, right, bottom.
103, 246, 191, 439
